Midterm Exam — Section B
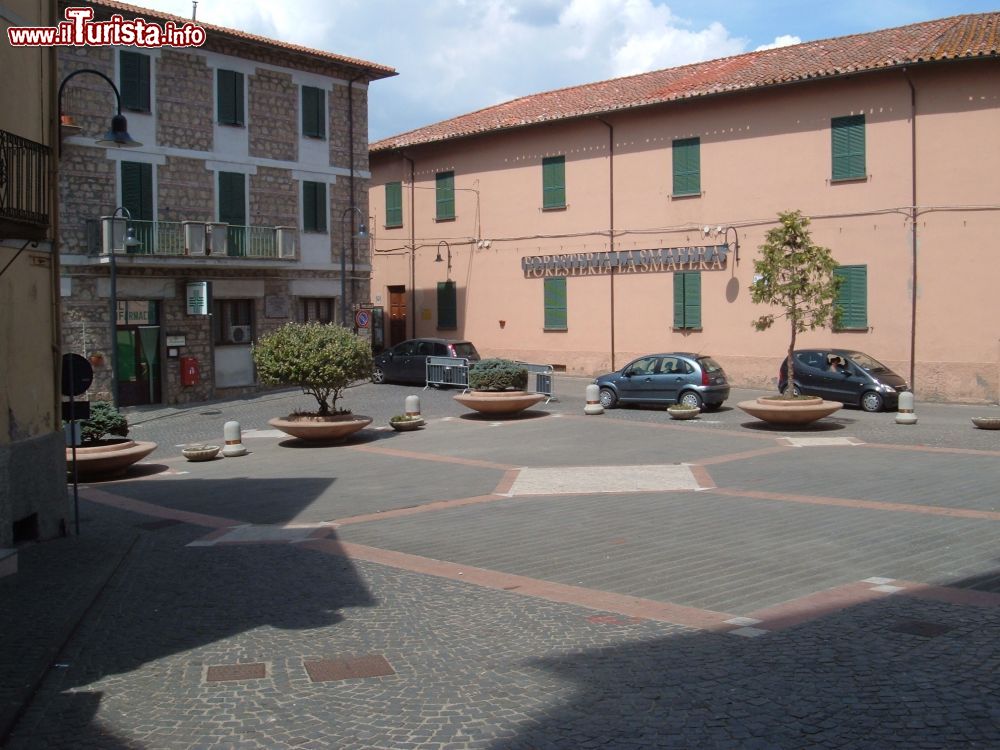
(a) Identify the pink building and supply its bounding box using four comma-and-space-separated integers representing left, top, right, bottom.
369, 14, 1000, 404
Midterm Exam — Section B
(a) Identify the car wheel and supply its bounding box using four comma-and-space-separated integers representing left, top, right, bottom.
372, 366, 386, 384
679, 390, 703, 409
861, 390, 884, 413
599, 387, 618, 409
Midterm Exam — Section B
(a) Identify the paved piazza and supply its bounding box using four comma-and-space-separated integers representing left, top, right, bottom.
2, 383, 998, 749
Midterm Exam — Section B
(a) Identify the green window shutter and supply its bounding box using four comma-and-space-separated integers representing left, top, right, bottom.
120, 51, 150, 112
543, 277, 567, 330
436, 171, 455, 220
217, 69, 244, 126
121, 161, 152, 221
672, 137, 700, 196
303, 181, 326, 232
834, 265, 868, 329
832, 115, 865, 180
302, 86, 325, 138
385, 181, 403, 227
218, 172, 246, 256
542, 155, 566, 209
437, 281, 457, 329
673, 271, 701, 328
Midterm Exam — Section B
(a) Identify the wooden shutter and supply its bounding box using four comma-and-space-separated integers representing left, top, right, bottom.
543, 277, 567, 330
303, 181, 326, 232
120, 51, 150, 112
832, 115, 865, 180
437, 281, 457, 329
672, 138, 700, 196
834, 265, 868, 329
121, 162, 152, 220
217, 70, 244, 126
673, 272, 701, 328
436, 171, 455, 220
302, 86, 325, 138
385, 182, 403, 227
218, 172, 246, 256
542, 156, 565, 209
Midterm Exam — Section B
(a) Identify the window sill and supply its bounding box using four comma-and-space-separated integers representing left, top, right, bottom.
436, 326, 457, 332
302, 229, 328, 235
217, 122, 246, 128
384, 223, 403, 230
833, 326, 869, 332
670, 191, 702, 200
303, 134, 326, 140
830, 176, 868, 184
671, 327, 703, 332
541, 204, 567, 212
434, 217, 456, 223
543, 327, 568, 332
124, 107, 151, 115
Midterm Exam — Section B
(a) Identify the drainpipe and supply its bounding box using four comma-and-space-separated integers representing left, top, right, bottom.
403, 153, 416, 339
598, 118, 615, 370
347, 74, 363, 319
902, 68, 918, 391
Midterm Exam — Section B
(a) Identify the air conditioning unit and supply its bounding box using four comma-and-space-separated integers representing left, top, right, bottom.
182, 221, 206, 255
229, 325, 252, 344
276, 226, 297, 259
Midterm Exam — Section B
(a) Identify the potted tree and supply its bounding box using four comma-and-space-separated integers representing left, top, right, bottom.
453, 358, 545, 416
252, 322, 373, 442
65, 401, 157, 479
740, 210, 844, 426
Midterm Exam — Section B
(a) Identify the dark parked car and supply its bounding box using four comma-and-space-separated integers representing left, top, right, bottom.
372, 338, 480, 385
594, 353, 730, 410
778, 349, 909, 412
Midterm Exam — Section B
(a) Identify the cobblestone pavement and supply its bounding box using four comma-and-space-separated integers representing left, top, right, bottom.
3, 382, 999, 749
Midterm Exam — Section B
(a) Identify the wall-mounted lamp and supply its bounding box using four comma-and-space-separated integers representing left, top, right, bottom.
434, 239, 452, 279
723, 226, 740, 265
57, 68, 142, 156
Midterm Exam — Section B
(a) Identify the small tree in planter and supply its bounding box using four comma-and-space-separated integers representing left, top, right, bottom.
468, 358, 528, 391
64, 401, 157, 479
749, 210, 842, 398
75, 400, 130, 444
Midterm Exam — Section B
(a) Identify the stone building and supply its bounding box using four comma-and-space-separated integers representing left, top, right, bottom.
369, 13, 1000, 404
58, 0, 395, 407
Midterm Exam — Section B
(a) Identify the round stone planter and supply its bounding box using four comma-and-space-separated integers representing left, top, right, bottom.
971, 417, 1000, 430
737, 396, 842, 426
66, 439, 158, 480
390, 417, 425, 432
268, 414, 372, 442
667, 406, 700, 420
453, 390, 545, 416
182, 444, 221, 461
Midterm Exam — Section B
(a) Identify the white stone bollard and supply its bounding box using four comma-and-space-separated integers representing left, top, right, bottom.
584, 383, 604, 415
895, 391, 917, 425
405, 395, 421, 417
222, 420, 248, 456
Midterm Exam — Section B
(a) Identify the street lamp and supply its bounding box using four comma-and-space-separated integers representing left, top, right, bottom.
340, 205, 367, 325
434, 240, 452, 279
57, 69, 142, 156
107, 207, 141, 408
723, 226, 740, 265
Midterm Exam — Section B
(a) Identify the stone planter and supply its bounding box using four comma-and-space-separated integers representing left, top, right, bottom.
737, 396, 842, 426
268, 414, 372, 442
453, 390, 545, 416
390, 417, 425, 432
182, 444, 221, 461
667, 406, 700, 420
971, 417, 1000, 430
66, 439, 158, 480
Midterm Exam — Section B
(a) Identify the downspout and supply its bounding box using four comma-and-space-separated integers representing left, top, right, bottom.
902, 68, 918, 391
598, 118, 615, 370
347, 74, 363, 318
48, 8, 61, 430
403, 153, 416, 339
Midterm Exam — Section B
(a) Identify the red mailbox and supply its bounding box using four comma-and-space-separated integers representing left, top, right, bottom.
180, 356, 200, 386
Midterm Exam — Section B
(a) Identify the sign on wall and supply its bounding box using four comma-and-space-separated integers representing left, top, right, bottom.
521, 244, 729, 278
116, 301, 155, 325
186, 281, 209, 315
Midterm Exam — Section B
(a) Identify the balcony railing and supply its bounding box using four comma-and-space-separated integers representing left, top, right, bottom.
0, 129, 51, 240
93, 218, 298, 259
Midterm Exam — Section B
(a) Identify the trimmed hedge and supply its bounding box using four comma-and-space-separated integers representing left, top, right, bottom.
468, 358, 528, 391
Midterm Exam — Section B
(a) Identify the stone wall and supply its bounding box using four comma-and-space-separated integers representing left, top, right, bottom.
156, 48, 213, 151
58, 147, 116, 257
329, 83, 369, 173
249, 69, 297, 162
250, 167, 298, 228
158, 156, 214, 223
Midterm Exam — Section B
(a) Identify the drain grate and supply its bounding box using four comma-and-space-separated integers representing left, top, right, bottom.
136, 519, 181, 531
889, 619, 955, 638
206, 663, 267, 682
304, 655, 394, 682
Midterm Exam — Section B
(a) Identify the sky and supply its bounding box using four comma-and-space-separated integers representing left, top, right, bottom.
124, 0, 998, 142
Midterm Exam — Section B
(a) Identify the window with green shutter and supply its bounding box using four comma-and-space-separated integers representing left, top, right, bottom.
121, 161, 153, 252
218, 171, 246, 256
673, 272, 701, 329
437, 281, 457, 330
385, 181, 403, 228
672, 137, 701, 196
435, 171, 455, 221
120, 51, 150, 113
542, 155, 566, 209
303, 181, 327, 232
217, 69, 244, 126
831, 115, 866, 181
302, 86, 325, 138
834, 265, 868, 329
543, 277, 567, 331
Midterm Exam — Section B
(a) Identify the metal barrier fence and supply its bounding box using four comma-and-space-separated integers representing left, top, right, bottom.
425, 356, 470, 389
518, 362, 556, 402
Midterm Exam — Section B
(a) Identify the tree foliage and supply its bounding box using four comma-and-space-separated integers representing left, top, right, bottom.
73, 401, 130, 443
469, 358, 528, 391
749, 211, 842, 395
252, 323, 371, 415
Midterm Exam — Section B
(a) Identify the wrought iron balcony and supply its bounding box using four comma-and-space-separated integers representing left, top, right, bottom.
90, 218, 298, 259
0, 129, 51, 240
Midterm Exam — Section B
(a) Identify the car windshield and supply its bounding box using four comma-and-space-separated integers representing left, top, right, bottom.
697, 357, 724, 374
844, 352, 889, 373
451, 342, 479, 359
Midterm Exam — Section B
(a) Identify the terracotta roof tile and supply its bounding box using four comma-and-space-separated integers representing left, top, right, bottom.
82, 0, 396, 78
372, 13, 997, 152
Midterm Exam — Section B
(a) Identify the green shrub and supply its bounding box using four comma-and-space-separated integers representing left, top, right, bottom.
468, 358, 528, 391
252, 322, 372, 416
74, 401, 129, 443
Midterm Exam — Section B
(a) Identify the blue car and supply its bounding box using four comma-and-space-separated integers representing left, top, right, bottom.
594, 353, 731, 410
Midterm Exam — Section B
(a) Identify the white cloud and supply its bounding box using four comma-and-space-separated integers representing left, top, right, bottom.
755, 34, 801, 51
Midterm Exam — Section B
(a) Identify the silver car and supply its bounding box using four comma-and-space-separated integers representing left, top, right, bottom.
594, 353, 730, 410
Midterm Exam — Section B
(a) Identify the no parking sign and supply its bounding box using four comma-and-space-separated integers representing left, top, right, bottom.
354, 309, 371, 328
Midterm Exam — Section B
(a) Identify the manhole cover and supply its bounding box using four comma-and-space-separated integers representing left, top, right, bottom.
304, 655, 394, 682
889, 620, 955, 638
206, 663, 267, 682
200, 409, 222, 416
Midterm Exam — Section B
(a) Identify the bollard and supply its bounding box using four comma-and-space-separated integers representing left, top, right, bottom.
584, 383, 604, 415
895, 391, 917, 425
405, 394, 421, 417
222, 420, 248, 456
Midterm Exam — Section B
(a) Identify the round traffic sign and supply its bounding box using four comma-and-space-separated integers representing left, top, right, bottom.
61, 353, 94, 397
355, 310, 371, 328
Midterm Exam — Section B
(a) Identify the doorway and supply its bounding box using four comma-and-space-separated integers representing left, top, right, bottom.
388, 285, 407, 346
116, 316, 162, 407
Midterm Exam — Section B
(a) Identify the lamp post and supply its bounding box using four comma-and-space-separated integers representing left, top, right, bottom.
340, 205, 367, 326
107, 207, 141, 408
723, 226, 740, 266
434, 240, 452, 279
57, 69, 142, 156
